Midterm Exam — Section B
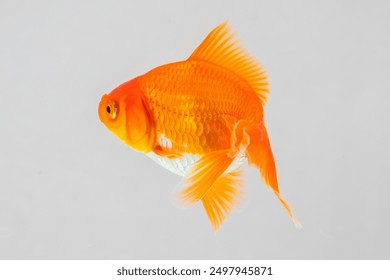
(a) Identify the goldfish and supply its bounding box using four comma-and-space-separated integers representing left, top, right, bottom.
98, 22, 300, 231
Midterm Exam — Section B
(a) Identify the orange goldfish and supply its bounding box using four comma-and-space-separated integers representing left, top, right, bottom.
98, 22, 300, 230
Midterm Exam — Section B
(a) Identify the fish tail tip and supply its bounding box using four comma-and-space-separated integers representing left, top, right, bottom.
169, 187, 194, 209
293, 218, 303, 229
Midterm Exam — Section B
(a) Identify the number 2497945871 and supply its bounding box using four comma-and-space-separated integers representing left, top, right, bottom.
209, 266, 272, 276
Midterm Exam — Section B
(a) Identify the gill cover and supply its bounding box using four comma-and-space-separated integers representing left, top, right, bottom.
123, 87, 156, 152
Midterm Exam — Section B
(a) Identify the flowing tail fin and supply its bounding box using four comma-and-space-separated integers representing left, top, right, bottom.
246, 123, 301, 228
176, 149, 243, 231
201, 169, 244, 231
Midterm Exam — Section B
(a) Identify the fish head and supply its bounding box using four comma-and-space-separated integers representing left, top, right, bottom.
98, 79, 156, 152
98, 92, 125, 140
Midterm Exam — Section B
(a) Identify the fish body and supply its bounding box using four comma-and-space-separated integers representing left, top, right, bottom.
141, 59, 262, 176
98, 22, 300, 230
142, 60, 263, 152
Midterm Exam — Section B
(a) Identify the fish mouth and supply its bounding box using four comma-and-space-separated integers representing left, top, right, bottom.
98, 94, 109, 123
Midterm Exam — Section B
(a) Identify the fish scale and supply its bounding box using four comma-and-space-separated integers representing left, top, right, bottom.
140, 60, 260, 155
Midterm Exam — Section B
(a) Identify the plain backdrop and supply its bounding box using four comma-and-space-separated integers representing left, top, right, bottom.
1, 0, 389, 259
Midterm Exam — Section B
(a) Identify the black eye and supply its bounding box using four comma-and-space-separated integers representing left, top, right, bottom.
105, 101, 118, 120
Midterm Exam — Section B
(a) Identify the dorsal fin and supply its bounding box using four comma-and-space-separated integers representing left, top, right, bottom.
188, 21, 269, 104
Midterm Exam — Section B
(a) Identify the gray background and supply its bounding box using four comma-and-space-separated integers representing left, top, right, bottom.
1, 0, 389, 259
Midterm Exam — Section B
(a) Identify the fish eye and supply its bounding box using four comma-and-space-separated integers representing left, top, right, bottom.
106, 101, 118, 120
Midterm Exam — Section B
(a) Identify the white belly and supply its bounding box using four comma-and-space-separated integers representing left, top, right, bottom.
146, 151, 247, 176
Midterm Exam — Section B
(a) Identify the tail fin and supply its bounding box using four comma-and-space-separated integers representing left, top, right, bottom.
175, 150, 243, 231
201, 169, 244, 231
246, 123, 301, 227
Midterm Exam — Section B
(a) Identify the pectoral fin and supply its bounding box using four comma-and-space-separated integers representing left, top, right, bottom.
153, 145, 183, 159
